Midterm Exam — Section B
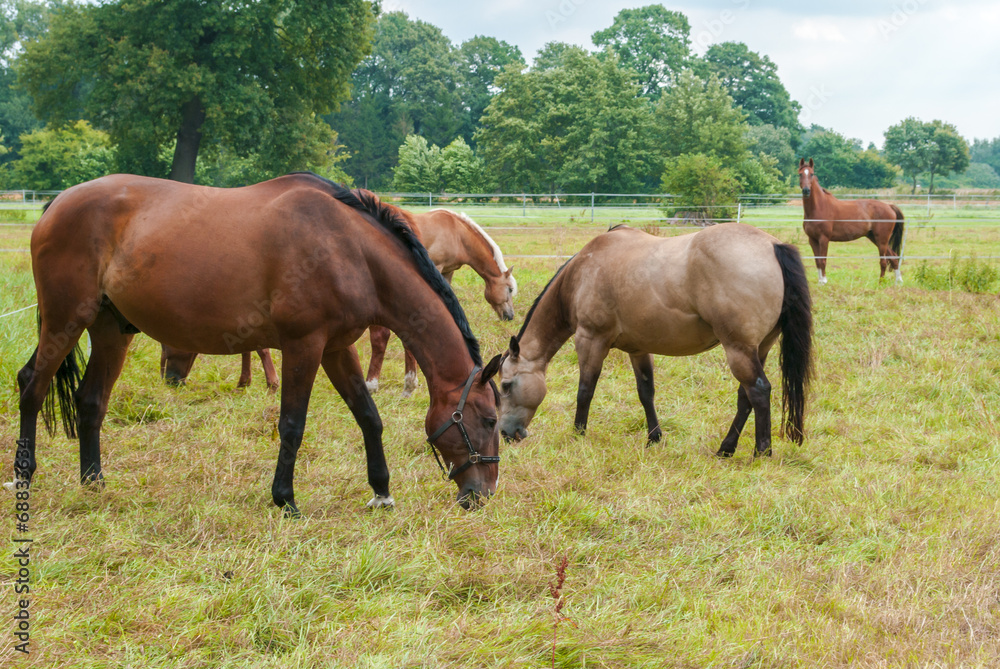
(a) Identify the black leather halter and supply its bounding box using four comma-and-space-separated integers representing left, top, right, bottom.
426, 367, 500, 480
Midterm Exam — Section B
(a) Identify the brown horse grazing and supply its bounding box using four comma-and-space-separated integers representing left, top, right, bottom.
497, 224, 813, 457
159, 345, 279, 391
799, 158, 905, 285
366, 208, 517, 396
14, 173, 502, 514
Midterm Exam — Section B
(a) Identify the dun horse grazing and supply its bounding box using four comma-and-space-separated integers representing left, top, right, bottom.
160, 345, 279, 391
15, 173, 502, 514
366, 207, 517, 395
498, 224, 813, 457
799, 158, 905, 285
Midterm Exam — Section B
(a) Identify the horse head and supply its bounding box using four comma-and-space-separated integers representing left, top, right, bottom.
484, 267, 517, 321
798, 158, 815, 198
425, 354, 503, 509
497, 336, 547, 442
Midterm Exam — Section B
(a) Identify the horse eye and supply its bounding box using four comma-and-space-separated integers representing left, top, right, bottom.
501, 381, 513, 394
484, 417, 497, 429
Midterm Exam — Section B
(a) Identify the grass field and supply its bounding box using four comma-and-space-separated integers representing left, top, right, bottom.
2, 203, 1000, 667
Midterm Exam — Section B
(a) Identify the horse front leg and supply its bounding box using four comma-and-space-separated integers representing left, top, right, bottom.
629, 353, 661, 443
237, 352, 253, 388
401, 347, 419, 398
572, 332, 610, 435
271, 337, 323, 517
321, 346, 391, 509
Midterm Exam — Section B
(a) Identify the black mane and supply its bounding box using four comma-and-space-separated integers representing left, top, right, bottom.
288, 172, 482, 367
516, 254, 575, 341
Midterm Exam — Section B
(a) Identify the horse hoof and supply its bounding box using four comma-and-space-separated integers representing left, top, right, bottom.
2, 481, 17, 493
647, 427, 662, 444
716, 448, 735, 458
402, 372, 419, 396
366, 495, 395, 510
281, 503, 301, 519
754, 448, 773, 458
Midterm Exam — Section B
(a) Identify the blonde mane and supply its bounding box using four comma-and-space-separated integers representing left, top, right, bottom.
431, 209, 517, 296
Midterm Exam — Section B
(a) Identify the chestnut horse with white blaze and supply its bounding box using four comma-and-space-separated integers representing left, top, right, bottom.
498, 224, 812, 458
365, 207, 517, 396
799, 158, 904, 285
14, 173, 502, 514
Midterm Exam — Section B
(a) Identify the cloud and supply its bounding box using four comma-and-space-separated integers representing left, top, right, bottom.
791, 18, 849, 43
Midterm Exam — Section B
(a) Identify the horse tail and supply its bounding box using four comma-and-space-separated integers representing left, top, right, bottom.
772, 243, 813, 445
889, 205, 905, 256
37, 310, 86, 439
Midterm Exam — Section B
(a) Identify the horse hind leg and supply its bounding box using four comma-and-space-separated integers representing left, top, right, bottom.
75, 307, 133, 485
365, 326, 392, 393
401, 347, 419, 398
807, 235, 829, 285
719, 343, 772, 457
258, 349, 279, 391
629, 353, 661, 444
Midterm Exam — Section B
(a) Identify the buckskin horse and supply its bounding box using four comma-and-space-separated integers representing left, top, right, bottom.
14, 173, 502, 514
799, 158, 905, 285
365, 207, 517, 396
497, 224, 812, 458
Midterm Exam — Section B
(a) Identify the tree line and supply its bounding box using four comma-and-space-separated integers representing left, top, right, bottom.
0, 2, 990, 196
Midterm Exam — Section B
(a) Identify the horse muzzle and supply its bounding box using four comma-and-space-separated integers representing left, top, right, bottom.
500, 426, 528, 442
457, 485, 493, 510
802, 188, 811, 198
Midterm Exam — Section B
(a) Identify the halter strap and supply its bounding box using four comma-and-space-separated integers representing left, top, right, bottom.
426, 366, 500, 479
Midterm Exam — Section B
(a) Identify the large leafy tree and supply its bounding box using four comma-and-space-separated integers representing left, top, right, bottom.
455, 35, 523, 145
330, 11, 461, 188
10, 119, 114, 189
18, 0, 377, 183
591, 4, 690, 99
800, 129, 896, 189
695, 41, 802, 145
970, 136, 1000, 176
884, 118, 970, 193
653, 70, 747, 163
476, 50, 655, 193
0, 0, 47, 164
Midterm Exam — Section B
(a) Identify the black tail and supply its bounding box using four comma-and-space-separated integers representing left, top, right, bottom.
37, 311, 86, 439
773, 243, 813, 445
889, 205, 904, 257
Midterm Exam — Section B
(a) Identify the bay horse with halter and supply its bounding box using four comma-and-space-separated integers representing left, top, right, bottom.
159, 208, 517, 395
498, 224, 812, 457
799, 158, 905, 285
14, 173, 502, 514
365, 207, 517, 396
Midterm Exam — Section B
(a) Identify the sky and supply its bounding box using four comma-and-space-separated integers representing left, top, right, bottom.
381, 0, 1000, 149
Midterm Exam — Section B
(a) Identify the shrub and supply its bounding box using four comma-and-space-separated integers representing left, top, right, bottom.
660, 152, 740, 223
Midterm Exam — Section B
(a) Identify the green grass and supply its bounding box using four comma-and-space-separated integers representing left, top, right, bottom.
2, 214, 1000, 667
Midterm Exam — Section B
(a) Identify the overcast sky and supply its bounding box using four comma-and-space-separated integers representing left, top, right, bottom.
382, 0, 1000, 148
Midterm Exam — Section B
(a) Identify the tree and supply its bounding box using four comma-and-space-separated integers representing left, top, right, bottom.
592, 4, 690, 98
455, 36, 524, 144
439, 137, 484, 192
883, 117, 930, 193
695, 42, 802, 144
660, 152, 740, 221
970, 137, 1000, 176
531, 42, 589, 72
9, 120, 114, 189
653, 70, 747, 163
884, 118, 970, 193
0, 1, 48, 164
744, 124, 797, 180
329, 11, 462, 188
18, 0, 376, 184
801, 129, 896, 189
477, 50, 656, 193
392, 134, 441, 192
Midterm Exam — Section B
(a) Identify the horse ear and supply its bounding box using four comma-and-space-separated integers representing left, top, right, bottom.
508, 336, 520, 361
480, 354, 502, 384
799, 157, 805, 167
808, 158, 814, 168
504, 267, 513, 278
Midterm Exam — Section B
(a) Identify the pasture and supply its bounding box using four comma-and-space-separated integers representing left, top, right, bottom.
2, 201, 1000, 667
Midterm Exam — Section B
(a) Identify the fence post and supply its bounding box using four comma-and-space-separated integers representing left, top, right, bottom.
736, 202, 742, 224
591, 192, 595, 223
428, 192, 433, 208
926, 193, 931, 217
522, 193, 526, 217
953, 193, 957, 209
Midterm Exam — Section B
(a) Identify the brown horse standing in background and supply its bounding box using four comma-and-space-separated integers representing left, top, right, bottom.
15, 173, 502, 515
498, 224, 812, 458
799, 158, 904, 285
366, 207, 517, 396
